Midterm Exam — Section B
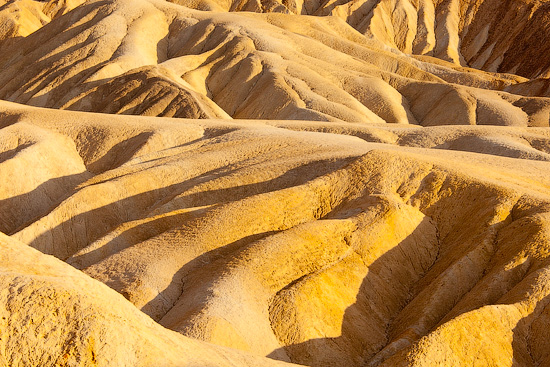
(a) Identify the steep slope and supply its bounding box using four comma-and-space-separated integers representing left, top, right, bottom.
2, 101, 550, 366
0, 231, 299, 367
2, 0, 550, 365
4, 0, 550, 79
0, 0, 84, 46
0, 0, 549, 125
168, 0, 550, 79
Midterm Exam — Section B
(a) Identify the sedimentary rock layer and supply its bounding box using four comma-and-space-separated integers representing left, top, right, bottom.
2, 100, 550, 366
2, 0, 550, 365
0, 0, 549, 125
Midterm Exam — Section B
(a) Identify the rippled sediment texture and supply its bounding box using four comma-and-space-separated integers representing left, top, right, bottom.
2, 0, 550, 366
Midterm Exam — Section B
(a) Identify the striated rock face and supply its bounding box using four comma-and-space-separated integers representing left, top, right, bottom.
3, 0, 550, 78
174, 0, 550, 79
0, 0, 85, 47
0, 0, 550, 125
1, 0, 550, 366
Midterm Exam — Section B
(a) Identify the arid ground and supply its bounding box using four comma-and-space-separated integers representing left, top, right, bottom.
1, 0, 550, 365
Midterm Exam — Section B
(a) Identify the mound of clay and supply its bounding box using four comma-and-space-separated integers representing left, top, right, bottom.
0, 0, 84, 47
1, 0, 550, 366
167, 0, 550, 79
1, 98, 550, 366
0, 0, 549, 125
0, 231, 298, 366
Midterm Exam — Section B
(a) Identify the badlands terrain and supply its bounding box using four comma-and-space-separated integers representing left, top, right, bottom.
1, 0, 550, 366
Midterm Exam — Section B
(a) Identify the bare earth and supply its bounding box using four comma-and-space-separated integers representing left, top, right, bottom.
1, 0, 550, 366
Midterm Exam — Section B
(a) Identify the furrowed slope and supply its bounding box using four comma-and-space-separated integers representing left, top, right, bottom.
2, 0, 550, 365
0, 232, 300, 367
2, 101, 550, 366
4, 0, 550, 80
0, 0, 549, 125
0, 0, 85, 46
168, 0, 550, 79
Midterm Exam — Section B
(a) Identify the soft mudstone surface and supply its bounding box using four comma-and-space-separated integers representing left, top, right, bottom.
0, 0, 549, 126
1, 99, 550, 366
0, 231, 299, 366
1, 0, 550, 366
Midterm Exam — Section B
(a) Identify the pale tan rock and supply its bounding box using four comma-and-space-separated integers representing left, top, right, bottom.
1, 99, 550, 366
1, 0, 550, 365
0, 0, 84, 47
0, 0, 548, 126
0, 231, 300, 367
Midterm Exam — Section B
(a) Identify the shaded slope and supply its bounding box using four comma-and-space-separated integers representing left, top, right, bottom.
0, 231, 299, 367
0, 0, 549, 125
0, 0, 549, 366
168, 0, 550, 79
2, 101, 550, 366
0, 0, 84, 46
4, 0, 550, 79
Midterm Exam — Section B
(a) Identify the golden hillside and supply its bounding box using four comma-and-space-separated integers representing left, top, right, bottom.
1, 0, 550, 366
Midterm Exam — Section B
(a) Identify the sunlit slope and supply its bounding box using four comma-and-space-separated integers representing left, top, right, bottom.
2, 0, 550, 365
0, 0, 549, 125
0, 0, 84, 46
168, 0, 550, 79
2, 101, 550, 366
0, 231, 303, 367
4, 0, 550, 79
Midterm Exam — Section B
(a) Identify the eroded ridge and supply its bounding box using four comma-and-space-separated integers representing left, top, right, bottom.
1, 102, 550, 365
0, 0, 549, 126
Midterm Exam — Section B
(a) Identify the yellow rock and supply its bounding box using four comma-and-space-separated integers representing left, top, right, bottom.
1, 0, 550, 365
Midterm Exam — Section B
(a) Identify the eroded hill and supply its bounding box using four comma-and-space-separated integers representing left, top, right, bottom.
1, 0, 550, 366
167, 0, 550, 79
2, 99, 550, 366
0, 0, 549, 126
